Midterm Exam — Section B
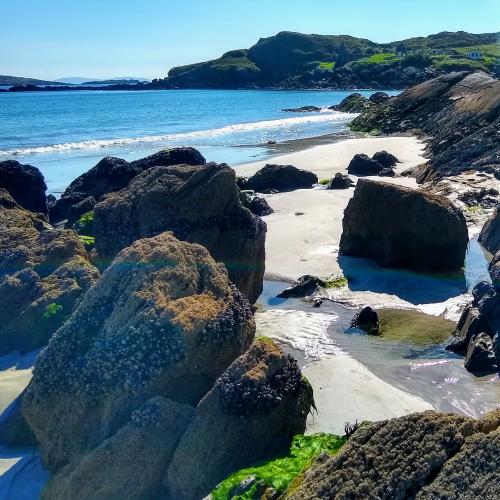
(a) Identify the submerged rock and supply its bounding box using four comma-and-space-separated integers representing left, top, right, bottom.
23, 232, 255, 472
0, 160, 47, 214
326, 173, 354, 190
350, 306, 379, 335
93, 162, 266, 303
286, 410, 500, 499
242, 164, 318, 192
277, 275, 325, 298
0, 190, 99, 354
165, 339, 313, 499
339, 179, 469, 272
49, 147, 206, 223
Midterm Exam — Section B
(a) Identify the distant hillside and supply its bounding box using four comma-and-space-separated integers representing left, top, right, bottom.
81, 79, 149, 85
163, 30, 499, 89
0, 75, 62, 86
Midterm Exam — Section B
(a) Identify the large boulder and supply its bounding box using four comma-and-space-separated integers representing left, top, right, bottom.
372, 150, 400, 168
165, 339, 313, 499
329, 93, 371, 113
339, 179, 469, 272
242, 164, 318, 192
0, 160, 47, 214
287, 410, 500, 499
23, 232, 255, 471
0, 189, 99, 354
93, 163, 266, 303
49, 147, 206, 223
326, 173, 354, 190
346, 154, 384, 176
464, 332, 498, 374
479, 208, 500, 255
350, 306, 379, 335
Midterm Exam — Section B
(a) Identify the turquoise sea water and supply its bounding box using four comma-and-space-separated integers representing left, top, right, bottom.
0, 89, 398, 193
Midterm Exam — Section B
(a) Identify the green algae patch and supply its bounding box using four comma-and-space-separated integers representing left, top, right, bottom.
319, 178, 331, 185
324, 276, 348, 289
377, 308, 455, 346
211, 433, 346, 499
42, 303, 63, 319
79, 235, 95, 248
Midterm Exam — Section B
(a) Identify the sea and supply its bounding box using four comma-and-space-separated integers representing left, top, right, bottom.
0, 88, 398, 194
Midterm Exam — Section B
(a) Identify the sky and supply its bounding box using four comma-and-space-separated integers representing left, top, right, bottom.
1, 0, 499, 80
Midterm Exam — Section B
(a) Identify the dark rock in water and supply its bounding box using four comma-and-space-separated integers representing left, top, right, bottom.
479, 208, 500, 255
339, 179, 469, 272
277, 275, 325, 298
286, 410, 500, 499
249, 196, 273, 216
93, 163, 266, 303
346, 154, 384, 176
282, 106, 321, 112
0, 189, 99, 354
0, 160, 47, 214
327, 173, 354, 190
329, 93, 371, 113
165, 339, 313, 499
50, 147, 206, 223
244, 164, 318, 192
368, 91, 390, 104
372, 150, 400, 168
350, 306, 379, 335
66, 196, 96, 227
458, 188, 499, 208
464, 332, 498, 374
23, 232, 255, 474
0, 393, 36, 447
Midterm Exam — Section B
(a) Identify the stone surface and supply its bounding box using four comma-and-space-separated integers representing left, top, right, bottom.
479, 208, 500, 255
248, 196, 273, 216
0, 160, 47, 214
368, 91, 390, 104
93, 162, 266, 303
23, 232, 255, 471
372, 150, 400, 168
286, 410, 500, 499
49, 147, 206, 222
0, 393, 36, 447
326, 173, 354, 190
66, 196, 96, 227
346, 154, 384, 176
0, 189, 99, 354
330, 93, 371, 113
165, 339, 313, 499
464, 332, 498, 374
350, 306, 379, 335
277, 275, 325, 298
282, 106, 321, 112
339, 179, 469, 272
242, 164, 318, 192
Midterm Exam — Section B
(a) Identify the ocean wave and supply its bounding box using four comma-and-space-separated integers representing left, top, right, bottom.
0, 111, 357, 156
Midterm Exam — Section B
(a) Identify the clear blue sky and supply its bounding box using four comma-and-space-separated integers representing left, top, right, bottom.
1, 0, 498, 80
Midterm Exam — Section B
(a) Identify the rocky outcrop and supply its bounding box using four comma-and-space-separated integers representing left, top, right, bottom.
242, 164, 318, 192
93, 163, 266, 303
350, 72, 500, 181
240, 191, 273, 216
282, 106, 321, 112
479, 208, 500, 255
49, 147, 206, 222
286, 410, 500, 499
23, 232, 255, 472
339, 179, 469, 272
277, 275, 325, 298
347, 154, 385, 176
0, 189, 99, 354
326, 173, 354, 189
350, 306, 379, 334
165, 339, 313, 499
0, 160, 47, 214
329, 93, 371, 112
369, 91, 390, 104
372, 150, 400, 168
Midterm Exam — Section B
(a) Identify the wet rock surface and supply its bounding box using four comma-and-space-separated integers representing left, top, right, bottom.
350, 306, 379, 335
286, 410, 500, 499
241, 164, 318, 192
0, 160, 47, 214
93, 162, 266, 303
479, 208, 500, 255
277, 275, 325, 298
330, 93, 372, 113
0, 189, 99, 354
340, 179, 469, 272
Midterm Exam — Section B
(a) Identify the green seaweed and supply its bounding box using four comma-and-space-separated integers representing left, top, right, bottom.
42, 303, 63, 319
79, 235, 95, 247
324, 276, 348, 288
211, 433, 346, 499
74, 211, 94, 236
319, 178, 331, 185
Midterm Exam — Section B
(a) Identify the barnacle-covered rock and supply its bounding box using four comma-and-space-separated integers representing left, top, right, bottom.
0, 189, 99, 354
93, 162, 266, 303
23, 232, 255, 472
165, 338, 313, 499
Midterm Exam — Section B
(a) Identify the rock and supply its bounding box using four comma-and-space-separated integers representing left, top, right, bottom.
0, 160, 47, 214
378, 167, 396, 177
346, 154, 384, 176
339, 179, 469, 272
50, 147, 206, 222
249, 196, 273, 216
350, 306, 379, 334
66, 196, 96, 227
0, 189, 100, 354
0, 393, 36, 447
165, 339, 313, 499
40, 397, 195, 500
22, 232, 255, 471
464, 332, 498, 374
490, 251, 500, 289
372, 150, 400, 168
282, 106, 321, 112
479, 208, 500, 255
93, 163, 266, 303
326, 173, 354, 189
368, 91, 390, 104
286, 410, 500, 499
243, 164, 318, 192
277, 275, 325, 298
329, 93, 371, 113
458, 188, 499, 208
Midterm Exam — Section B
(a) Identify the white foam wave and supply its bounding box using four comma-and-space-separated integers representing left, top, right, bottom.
0, 112, 357, 156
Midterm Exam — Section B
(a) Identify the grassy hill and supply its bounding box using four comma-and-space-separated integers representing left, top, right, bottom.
0, 75, 64, 87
